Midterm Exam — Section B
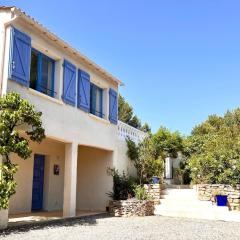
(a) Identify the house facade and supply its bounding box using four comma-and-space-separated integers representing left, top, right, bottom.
0, 6, 145, 219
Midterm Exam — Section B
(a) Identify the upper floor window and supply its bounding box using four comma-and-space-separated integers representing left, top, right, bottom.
30, 49, 55, 97
90, 83, 103, 118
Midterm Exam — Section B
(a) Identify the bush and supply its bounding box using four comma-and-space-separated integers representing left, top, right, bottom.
107, 168, 136, 200
133, 185, 151, 200
186, 109, 240, 186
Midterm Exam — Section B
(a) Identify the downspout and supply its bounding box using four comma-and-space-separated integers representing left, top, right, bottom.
0, 13, 18, 96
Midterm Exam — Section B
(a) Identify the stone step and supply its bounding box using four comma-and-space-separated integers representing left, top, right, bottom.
159, 199, 213, 207
162, 184, 193, 189
155, 203, 218, 212
154, 209, 229, 221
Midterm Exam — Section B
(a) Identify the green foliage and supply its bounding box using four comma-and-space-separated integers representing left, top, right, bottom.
173, 161, 191, 185
126, 136, 165, 184
133, 185, 151, 200
141, 123, 151, 133
107, 168, 136, 200
129, 115, 141, 129
152, 127, 184, 158
118, 94, 133, 124
186, 109, 240, 186
126, 137, 139, 161
0, 92, 45, 209
0, 163, 18, 209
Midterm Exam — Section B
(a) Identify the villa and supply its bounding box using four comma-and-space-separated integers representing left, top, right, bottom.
0, 6, 146, 219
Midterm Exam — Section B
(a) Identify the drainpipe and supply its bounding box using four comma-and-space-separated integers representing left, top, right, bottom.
0, 13, 18, 96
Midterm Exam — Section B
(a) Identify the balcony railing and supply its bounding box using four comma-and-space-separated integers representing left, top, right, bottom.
118, 120, 147, 144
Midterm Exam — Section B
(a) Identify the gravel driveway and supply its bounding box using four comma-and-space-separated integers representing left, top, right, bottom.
1, 214, 240, 240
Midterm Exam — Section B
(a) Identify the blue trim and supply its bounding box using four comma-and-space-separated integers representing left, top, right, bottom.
51, 61, 55, 97
90, 83, 103, 118
36, 51, 42, 92
62, 59, 76, 106
8, 27, 31, 86
100, 88, 103, 118
31, 48, 55, 97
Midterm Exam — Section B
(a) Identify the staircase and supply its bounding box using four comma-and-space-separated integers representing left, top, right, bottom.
154, 184, 239, 221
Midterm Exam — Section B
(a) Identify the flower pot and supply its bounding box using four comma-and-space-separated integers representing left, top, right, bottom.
216, 195, 228, 207
152, 176, 160, 184
0, 209, 8, 230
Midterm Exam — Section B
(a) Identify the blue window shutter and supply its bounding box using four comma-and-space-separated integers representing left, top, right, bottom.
9, 27, 31, 86
109, 88, 118, 124
77, 69, 90, 112
62, 60, 76, 106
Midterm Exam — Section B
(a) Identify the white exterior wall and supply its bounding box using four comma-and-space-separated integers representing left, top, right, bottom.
76, 146, 113, 211
1, 19, 118, 151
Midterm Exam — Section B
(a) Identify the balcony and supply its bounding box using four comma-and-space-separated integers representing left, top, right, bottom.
117, 121, 147, 144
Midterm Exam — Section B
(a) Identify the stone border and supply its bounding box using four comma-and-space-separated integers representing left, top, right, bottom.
109, 200, 154, 217
144, 184, 161, 205
198, 184, 240, 210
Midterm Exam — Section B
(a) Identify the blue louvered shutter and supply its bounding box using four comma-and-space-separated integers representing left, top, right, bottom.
77, 69, 90, 112
62, 60, 76, 106
9, 27, 31, 86
109, 88, 118, 124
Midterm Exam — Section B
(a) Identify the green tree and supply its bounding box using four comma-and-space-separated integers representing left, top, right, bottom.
186, 109, 240, 185
141, 122, 151, 133
0, 92, 45, 209
129, 115, 141, 129
118, 94, 146, 130
152, 127, 184, 158
118, 94, 133, 124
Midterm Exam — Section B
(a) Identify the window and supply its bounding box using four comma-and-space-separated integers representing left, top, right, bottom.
90, 83, 103, 118
30, 49, 55, 97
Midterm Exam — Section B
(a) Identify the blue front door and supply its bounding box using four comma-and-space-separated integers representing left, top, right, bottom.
31, 154, 45, 211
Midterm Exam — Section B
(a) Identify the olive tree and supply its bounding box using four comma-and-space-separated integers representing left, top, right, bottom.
0, 92, 45, 209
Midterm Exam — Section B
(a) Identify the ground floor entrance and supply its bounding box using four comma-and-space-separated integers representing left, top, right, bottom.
8, 138, 114, 219
32, 154, 45, 211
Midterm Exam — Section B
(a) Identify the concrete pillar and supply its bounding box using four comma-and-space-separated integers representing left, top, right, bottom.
63, 142, 78, 218
165, 157, 173, 179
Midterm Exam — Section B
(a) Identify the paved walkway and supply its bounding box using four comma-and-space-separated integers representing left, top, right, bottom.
1, 215, 240, 240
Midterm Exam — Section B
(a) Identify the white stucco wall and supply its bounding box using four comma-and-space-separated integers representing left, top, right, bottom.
9, 138, 65, 214
76, 146, 113, 211
115, 140, 137, 178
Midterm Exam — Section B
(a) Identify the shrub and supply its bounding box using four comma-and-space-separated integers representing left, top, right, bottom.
186, 109, 240, 186
133, 185, 151, 200
107, 168, 136, 200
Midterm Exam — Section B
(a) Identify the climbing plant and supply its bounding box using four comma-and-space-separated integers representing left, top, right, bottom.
0, 92, 45, 209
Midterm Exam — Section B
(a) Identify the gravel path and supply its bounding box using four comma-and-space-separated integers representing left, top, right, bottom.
1, 214, 240, 240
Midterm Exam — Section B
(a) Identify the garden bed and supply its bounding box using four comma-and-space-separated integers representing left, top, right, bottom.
109, 199, 155, 217
198, 184, 240, 210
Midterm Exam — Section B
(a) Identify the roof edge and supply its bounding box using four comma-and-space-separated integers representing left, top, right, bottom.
1, 6, 123, 86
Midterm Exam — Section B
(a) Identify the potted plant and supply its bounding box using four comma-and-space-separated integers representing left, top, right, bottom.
152, 176, 160, 184
214, 190, 228, 207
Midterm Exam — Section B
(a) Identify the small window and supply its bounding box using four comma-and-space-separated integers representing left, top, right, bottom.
30, 49, 55, 97
90, 83, 103, 118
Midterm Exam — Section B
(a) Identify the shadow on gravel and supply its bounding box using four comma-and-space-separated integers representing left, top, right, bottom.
0, 213, 112, 237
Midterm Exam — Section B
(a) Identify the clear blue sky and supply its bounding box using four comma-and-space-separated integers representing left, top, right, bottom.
2, 0, 240, 135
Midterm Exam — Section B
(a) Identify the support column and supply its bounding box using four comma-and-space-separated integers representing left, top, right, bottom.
63, 142, 78, 218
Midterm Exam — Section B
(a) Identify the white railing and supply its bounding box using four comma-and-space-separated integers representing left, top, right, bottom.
117, 120, 147, 144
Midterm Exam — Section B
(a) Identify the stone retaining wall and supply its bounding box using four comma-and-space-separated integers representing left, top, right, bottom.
198, 184, 240, 210
109, 200, 154, 217
144, 184, 161, 205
